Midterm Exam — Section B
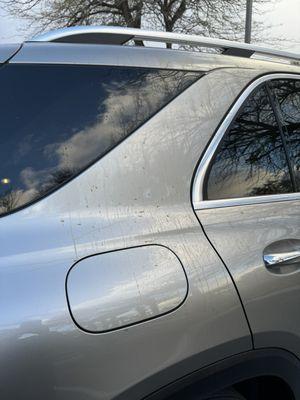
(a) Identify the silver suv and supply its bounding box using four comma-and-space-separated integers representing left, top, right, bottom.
1, 26, 300, 400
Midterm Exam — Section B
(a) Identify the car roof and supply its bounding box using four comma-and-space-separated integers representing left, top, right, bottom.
0, 44, 22, 63
2, 26, 300, 74
7, 42, 300, 75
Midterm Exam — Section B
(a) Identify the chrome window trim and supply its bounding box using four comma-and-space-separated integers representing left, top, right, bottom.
192, 73, 300, 210
193, 193, 300, 210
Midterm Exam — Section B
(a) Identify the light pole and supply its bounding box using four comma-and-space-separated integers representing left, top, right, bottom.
245, 0, 253, 43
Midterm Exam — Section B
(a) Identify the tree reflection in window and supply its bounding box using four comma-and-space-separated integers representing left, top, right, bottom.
0, 65, 201, 215
206, 84, 293, 200
270, 79, 300, 189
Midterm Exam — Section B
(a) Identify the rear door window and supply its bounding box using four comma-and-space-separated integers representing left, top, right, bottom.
205, 83, 294, 200
0, 64, 200, 215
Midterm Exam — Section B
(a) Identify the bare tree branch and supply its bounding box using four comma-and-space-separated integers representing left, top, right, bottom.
2, 0, 279, 47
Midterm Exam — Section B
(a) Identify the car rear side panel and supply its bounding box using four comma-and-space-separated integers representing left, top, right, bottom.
0, 53, 266, 399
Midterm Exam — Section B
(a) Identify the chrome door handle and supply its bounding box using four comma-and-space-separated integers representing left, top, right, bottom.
263, 239, 300, 274
264, 250, 300, 266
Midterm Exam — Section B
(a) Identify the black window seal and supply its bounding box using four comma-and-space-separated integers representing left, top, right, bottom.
267, 79, 300, 192
265, 81, 297, 192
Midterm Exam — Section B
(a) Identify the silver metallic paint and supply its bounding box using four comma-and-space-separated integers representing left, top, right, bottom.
196, 201, 300, 358
0, 43, 21, 63
0, 65, 259, 399
66, 245, 188, 333
11, 42, 300, 73
194, 71, 300, 360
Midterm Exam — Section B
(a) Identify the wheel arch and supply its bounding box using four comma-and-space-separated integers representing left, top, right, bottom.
115, 348, 300, 400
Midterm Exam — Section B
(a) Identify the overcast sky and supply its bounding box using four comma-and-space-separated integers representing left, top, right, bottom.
0, 0, 299, 52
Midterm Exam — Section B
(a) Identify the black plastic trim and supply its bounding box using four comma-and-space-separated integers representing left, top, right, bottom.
265, 81, 297, 191
114, 348, 300, 400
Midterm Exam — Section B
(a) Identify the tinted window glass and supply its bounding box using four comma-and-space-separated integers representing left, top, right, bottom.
0, 64, 200, 215
270, 79, 300, 189
206, 84, 293, 200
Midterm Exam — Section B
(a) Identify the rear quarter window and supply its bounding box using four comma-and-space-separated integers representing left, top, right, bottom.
0, 64, 200, 216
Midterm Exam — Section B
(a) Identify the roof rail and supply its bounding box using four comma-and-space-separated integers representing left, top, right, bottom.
30, 26, 300, 63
